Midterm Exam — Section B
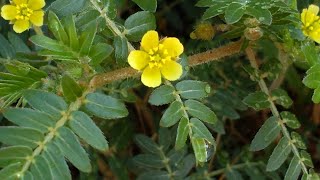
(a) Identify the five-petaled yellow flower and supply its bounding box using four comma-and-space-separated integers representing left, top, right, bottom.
1, 0, 45, 33
128, 30, 184, 87
301, 4, 320, 43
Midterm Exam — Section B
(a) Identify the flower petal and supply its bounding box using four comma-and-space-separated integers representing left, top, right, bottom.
161, 37, 184, 57
1, 5, 17, 20
13, 0, 27, 5
141, 30, 159, 52
13, 20, 30, 33
141, 66, 161, 87
28, 0, 45, 10
161, 61, 182, 81
30, 10, 44, 26
128, 50, 150, 70
308, 4, 319, 15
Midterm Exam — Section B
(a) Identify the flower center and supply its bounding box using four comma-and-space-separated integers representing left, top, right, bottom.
147, 44, 172, 68
15, 4, 33, 20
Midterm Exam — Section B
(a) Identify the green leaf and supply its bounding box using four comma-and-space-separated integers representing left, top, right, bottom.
54, 127, 91, 172
125, 11, 156, 41
312, 87, 320, 103
0, 163, 22, 180
131, 154, 165, 168
301, 42, 319, 66
225, 3, 246, 24
303, 72, 320, 89
185, 100, 217, 124
191, 138, 207, 163
306, 63, 320, 75
175, 154, 195, 178
89, 43, 113, 65
4, 108, 55, 133
42, 142, 71, 180
21, 171, 33, 180
134, 134, 159, 154
23, 90, 68, 118
280, 111, 301, 129
132, 0, 157, 12
0, 126, 44, 148
113, 36, 129, 62
62, 15, 79, 51
175, 117, 189, 150
271, 89, 293, 108
202, 3, 226, 20
84, 92, 128, 119
190, 118, 215, 144
176, 80, 210, 99
226, 168, 244, 180
300, 150, 314, 168
0, 146, 32, 167
284, 156, 301, 180
196, 0, 216, 7
267, 137, 292, 171
160, 101, 184, 127
107, 155, 129, 180
29, 35, 67, 52
0, 34, 15, 58
61, 75, 83, 102
69, 111, 108, 151
49, 0, 86, 17
291, 132, 306, 149
48, 11, 69, 44
138, 171, 170, 180
8, 32, 31, 53
243, 91, 270, 110
79, 24, 97, 56
149, 85, 175, 106
30, 156, 52, 180
250, 116, 281, 151
246, 7, 272, 25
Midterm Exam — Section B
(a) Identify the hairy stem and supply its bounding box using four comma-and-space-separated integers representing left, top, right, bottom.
90, 40, 243, 88
245, 47, 308, 174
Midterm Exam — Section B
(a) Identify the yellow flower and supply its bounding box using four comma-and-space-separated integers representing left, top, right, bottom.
301, 4, 320, 43
128, 30, 184, 87
1, 0, 45, 33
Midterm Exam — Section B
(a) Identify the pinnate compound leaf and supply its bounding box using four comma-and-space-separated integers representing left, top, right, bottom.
132, 0, 157, 12
29, 35, 66, 52
225, 3, 245, 24
61, 75, 83, 102
134, 134, 159, 154
114, 36, 129, 62
149, 85, 175, 106
291, 132, 306, 149
69, 111, 108, 151
185, 100, 217, 124
137, 170, 170, 180
190, 118, 215, 144
243, 91, 270, 110
125, 11, 156, 41
201, 3, 226, 20
284, 156, 302, 180
0, 146, 32, 167
280, 111, 301, 129
175, 117, 189, 150
303, 72, 320, 89
62, 15, 79, 50
89, 43, 114, 65
267, 137, 292, 171
191, 138, 207, 163
160, 101, 184, 127
130, 154, 165, 169
42, 142, 71, 180
245, 6, 272, 25
23, 90, 68, 118
250, 116, 281, 151
54, 127, 91, 172
3, 108, 55, 133
30, 156, 52, 180
0, 163, 22, 180
48, 11, 69, 44
271, 89, 293, 108
226, 169, 244, 180
84, 92, 128, 119
49, 0, 86, 17
176, 80, 210, 99
79, 24, 97, 56
300, 150, 314, 168
0, 126, 44, 148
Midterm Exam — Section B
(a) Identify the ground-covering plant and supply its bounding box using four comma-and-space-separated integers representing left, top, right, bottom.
0, 0, 319, 179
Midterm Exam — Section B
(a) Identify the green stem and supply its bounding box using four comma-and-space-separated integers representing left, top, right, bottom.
207, 162, 262, 177
158, 146, 174, 179
90, 0, 135, 52
33, 26, 43, 35
245, 47, 309, 175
